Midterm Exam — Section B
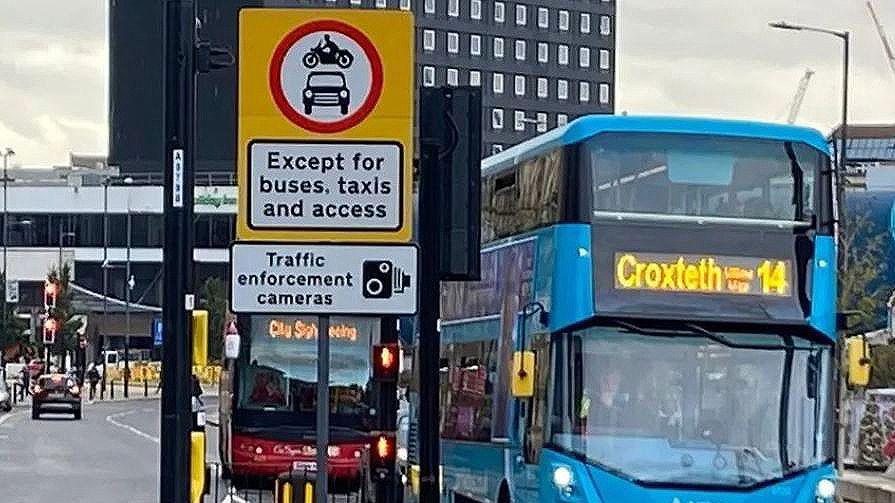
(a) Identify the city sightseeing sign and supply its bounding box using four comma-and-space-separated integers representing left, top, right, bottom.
614, 252, 791, 297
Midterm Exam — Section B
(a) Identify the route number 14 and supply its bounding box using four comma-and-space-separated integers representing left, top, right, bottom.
756, 260, 788, 295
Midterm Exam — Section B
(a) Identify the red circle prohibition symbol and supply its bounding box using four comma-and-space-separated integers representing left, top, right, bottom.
269, 20, 384, 134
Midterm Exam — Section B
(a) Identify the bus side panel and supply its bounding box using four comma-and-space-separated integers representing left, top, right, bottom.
549, 224, 594, 332
809, 234, 836, 338
442, 440, 507, 502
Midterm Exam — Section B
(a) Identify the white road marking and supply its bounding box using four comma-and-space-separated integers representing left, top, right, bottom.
0, 411, 21, 427
106, 409, 160, 444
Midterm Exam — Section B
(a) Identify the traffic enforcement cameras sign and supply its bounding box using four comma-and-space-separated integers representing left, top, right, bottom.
230, 242, 418, 314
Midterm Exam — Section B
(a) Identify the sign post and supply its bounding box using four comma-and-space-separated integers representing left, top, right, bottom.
237, 9, 414, 501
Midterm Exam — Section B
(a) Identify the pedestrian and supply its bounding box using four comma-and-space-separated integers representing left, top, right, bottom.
17, 367, 27, 401
87, 364, 100, 402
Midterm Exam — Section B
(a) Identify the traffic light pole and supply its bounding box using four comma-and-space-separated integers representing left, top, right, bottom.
160, 0, 195, 501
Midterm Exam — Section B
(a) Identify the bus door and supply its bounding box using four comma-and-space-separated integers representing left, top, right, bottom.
511, 329, 551, 502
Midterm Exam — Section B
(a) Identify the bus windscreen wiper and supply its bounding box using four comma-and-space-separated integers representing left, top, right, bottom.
613, 319, 791, 350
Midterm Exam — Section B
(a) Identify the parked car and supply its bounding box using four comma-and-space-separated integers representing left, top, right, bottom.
32, 374, 82, 420
0, 379, 11, 412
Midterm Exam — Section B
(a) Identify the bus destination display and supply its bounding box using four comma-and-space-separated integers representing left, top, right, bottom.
614, 252, 791, 297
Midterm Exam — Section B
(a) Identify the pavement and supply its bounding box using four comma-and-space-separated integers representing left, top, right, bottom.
838, 470, 895, 503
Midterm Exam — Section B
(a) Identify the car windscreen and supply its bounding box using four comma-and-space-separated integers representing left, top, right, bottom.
307, 73, 345, 87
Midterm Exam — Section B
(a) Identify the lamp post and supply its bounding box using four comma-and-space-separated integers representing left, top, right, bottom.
769, 21, 850, 207
57, 224, 75, 367
123, 176, 133, 398
1, 147, 14, 357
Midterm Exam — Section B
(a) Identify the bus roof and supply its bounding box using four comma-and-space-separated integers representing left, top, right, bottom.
482, 115, 831, 175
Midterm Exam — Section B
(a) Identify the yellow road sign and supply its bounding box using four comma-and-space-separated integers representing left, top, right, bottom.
238, 9, 414, 242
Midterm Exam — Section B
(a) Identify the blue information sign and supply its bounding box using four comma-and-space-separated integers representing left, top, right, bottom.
152, 319, 163, 346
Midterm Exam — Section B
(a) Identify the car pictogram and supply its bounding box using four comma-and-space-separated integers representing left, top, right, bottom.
302, 71, 351, 115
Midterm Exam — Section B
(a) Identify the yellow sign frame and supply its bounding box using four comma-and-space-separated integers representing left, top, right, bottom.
237, 9, 414, 242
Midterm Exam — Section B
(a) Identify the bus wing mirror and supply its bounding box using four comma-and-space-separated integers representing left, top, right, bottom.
846, 337, 871, 387
512, 350, 535, 398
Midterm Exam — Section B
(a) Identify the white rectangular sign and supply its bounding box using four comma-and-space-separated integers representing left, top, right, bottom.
5, 280, 18, 303
248, 141, 403, 231
230, 242, 418, 314
172, 149, 184, 208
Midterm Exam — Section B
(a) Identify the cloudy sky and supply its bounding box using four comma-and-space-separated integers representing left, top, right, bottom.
0, 1, 893, 165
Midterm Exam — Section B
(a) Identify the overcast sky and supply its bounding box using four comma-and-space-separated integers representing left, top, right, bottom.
0, 1, 893, 165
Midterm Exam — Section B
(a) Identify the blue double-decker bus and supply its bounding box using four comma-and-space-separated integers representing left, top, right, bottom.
437, 116, 837, 503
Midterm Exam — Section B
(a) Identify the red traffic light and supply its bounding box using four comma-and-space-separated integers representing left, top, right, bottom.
44, 279, 58, 310
43, 317, 58, 345
372, 343, 399, 382
371, 433, 396, 471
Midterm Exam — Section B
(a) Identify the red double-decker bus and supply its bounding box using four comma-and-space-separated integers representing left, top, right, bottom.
218, 315, 390, 494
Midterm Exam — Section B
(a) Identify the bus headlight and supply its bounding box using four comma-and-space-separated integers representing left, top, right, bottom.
553, 465, 573, 494
815, 478, 835, 500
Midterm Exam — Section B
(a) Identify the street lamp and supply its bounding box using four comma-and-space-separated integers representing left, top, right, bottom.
1, 147, 14, 354
769, 20, 850, 204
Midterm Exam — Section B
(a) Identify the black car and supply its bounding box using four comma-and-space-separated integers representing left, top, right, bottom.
302, 71, 350, 115
32, 374, 82, 420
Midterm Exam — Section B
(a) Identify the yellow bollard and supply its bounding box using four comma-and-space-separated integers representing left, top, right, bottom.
282, 481, 292, 502
304, 482, 313, 503
190, 431, 205, 503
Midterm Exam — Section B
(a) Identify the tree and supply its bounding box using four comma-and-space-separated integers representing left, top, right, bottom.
46, 263, 83, 362
839, 207, 891, 332
0, 273, 30, 361
199, 277, 228, 363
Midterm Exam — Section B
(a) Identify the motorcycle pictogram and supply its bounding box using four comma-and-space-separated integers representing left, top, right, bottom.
302, 34, 354, 69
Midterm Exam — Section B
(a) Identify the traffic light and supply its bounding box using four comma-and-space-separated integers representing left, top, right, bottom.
192, 310, 208, 367
370, 433, 396, 479
372, 343, 399, 382
42, 317, 58, 345
44, 278, 58, 310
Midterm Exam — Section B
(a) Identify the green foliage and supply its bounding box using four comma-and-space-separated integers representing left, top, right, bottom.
199, 277, 228, 362
839, 207, 891, 332
869, 345, 895, 389
0, 272, 30, 359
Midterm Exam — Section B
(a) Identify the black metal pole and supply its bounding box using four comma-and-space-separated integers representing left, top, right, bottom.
417, 129, 443, 503
161, 0, 196, 501
839, 32, 850, 211
101, 180, 108, 396
316, 316, 330, 503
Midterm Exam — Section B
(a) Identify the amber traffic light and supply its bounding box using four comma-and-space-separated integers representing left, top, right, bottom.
372, 343, 399, 382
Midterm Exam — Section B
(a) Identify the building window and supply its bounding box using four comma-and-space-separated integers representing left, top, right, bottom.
599, 49, 611, 70
448, 0, 459, 16
470, 34, 482, 56
448, 32, 460, 54
470, 0, 481, 19
469, 70, 481, 86
423, 30, 436, 51
599, 83, 611, 104
494, 2, 505, 22
492, 108, 504, 130
600, 15, 612, 36
559, 10, 569, 31
537, 7, 548, 28
491, 144, 504, 155
493, 37, 505, 58
376, 0, 387, 8
514, 110, 525, 131
558, 45, 569, 65
579, 81, 590, 102
580, 13, 591, 33
423, 66, 436, 87
515, 40, 526, 61
350, 0, 362, 5
493, 72, 504, 94
536, 112, 547, 132
557, 113, 568, 126
516, 4, 527, 25
537, 77, 548, 98
514, 75, 526, 96
400, 0, 411, 10
557, 79, 568, 100
537, 42, 548, 63
447, 68, 459, 86
425, 0, 435, 14
579, 47, 590, 68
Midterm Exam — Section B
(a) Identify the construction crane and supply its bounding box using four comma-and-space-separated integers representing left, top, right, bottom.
786, 68, 814, 124
868, 0, 895, 83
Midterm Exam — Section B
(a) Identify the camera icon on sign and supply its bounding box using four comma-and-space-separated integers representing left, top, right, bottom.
362, 260, 411, 299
